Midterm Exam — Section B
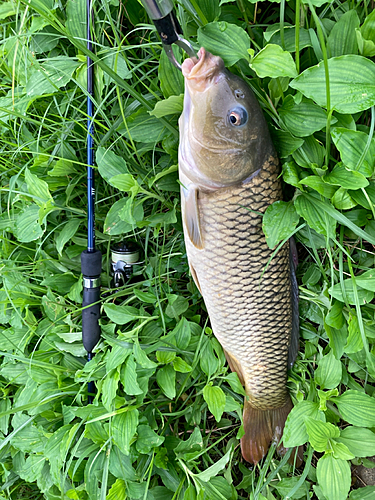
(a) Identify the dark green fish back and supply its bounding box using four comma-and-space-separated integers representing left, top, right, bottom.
185, 155, 292, 411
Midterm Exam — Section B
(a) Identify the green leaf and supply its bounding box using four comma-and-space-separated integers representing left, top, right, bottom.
299, 192, 375, 245
25, 168, 53, 206
350, 487, 375, 500
262, 200, 300, 249
172, 357, 192, 373
102, 369, 120, 411
203, 384, 226, 422
103, 304, 141, 325
316, 454, 351, 500
331, 128, 375, 177
325, 301, 345, 329
267, 26, 312, 52
200, 338, 219, 377
362, 10, 375, 44
156, 364, 176, 399
327, 10, 359, 57
299, 176, 337, 198
345, 314, 364, 354
282, 161, 301, 187
112, 409, 139, 455
279, 96, 331, 137
26, 57, 81, 97
336, 426, 375, 458
106, 478, 126, 500
283, 401, 325, 447
329, 280, 374, 305
315, 350, 342, 389
173, 317, 191, 350
136, 424, 164, 454
134, 341, 158, 369
224, 372, 246, 396
271, 129, 304, 158
354, 269, 375, 292
251, 44, 297, 78
56, 219, 81, 256
101, 49, 131, 83
165, 294, 189, 319
290, 55, 375, 114
349, 182, 375, 209
293, 135, 325, 168
156, 350, 176, 364
295, 193, 336, 238
158, 48, 184, 98
150, 94, 184, 118
0, 1, 16, 19
66, 0, 85, 39
175, 427, 203, 457
330, 441, 354, 460
304, 417, 339, 452
109, 174, 138, 193
197, 22, 250, 66
15, 205, 44, 242
104, 199, 132, 235
323, 164, 369, 190
118, 109, 167, 143
121, 356, 143, 396
332, 390, 375, 427
273, 476, 309, 499
96, 147, 128, 183
195, 447, 232, 482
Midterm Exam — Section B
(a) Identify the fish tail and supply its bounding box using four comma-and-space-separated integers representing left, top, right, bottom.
240, 395, 302, 465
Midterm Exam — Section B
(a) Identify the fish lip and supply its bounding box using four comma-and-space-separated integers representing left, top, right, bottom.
181, 48, 224, 89
181, 47, 206, 79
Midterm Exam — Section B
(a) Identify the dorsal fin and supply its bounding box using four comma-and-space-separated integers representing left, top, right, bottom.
183, 185, 203, 249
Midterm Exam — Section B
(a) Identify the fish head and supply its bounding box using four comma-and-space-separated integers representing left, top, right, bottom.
179, 48, 273, 189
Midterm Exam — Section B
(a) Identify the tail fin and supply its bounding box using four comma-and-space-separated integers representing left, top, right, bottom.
240, 395, 302, 465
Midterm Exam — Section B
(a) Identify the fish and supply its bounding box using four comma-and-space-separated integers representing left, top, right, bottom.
178, 47, 300, 464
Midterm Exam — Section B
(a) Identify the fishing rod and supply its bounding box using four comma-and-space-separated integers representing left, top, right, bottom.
140, 0, 196, 69
81, 0, 142, 404
81, 0, 101, 404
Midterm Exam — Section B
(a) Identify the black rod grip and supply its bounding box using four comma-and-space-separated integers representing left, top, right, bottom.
82, 287, 101, 353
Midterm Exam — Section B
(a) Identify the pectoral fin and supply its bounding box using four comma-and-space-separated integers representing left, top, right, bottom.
183, 186, 203, 249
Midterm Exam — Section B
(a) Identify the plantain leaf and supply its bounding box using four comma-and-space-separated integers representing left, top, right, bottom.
331, 128, 375, 177
283, 401, 325, 448
323, 164, 369, 189
203, 384, 226, 422
112, 409, 139, 455
327, 10, 359, 57
304, 417, 339, 452
251, 44, 297, 78
290, 55, 375, 113
295, 193, 336, 238
197, 21, 250, 66
336, 426, 375, 458
331, 390, 375, 427
279, 96, 331, 137
314, 350, 342, 389
262, 200, 300, 248
316, 454, 351, 500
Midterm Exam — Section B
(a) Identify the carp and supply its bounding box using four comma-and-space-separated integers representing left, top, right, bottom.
178, 48, 300, 464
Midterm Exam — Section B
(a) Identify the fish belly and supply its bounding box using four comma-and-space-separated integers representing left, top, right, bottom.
184, 156, 292, 411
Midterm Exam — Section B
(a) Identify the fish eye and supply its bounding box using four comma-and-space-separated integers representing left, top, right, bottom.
228, 107, 248, 127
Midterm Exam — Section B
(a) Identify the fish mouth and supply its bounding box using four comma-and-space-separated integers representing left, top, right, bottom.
182, 47, 224, 91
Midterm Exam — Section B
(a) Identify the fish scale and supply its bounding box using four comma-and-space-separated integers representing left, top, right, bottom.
184, 156, 292, 411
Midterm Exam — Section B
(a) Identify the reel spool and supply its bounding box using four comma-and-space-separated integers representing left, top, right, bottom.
111, 241, 141, 287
